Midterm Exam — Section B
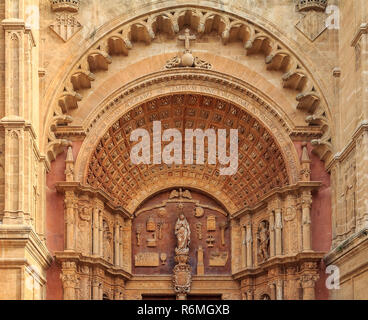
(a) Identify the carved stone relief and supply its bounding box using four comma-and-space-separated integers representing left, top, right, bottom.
131, 189, 231, 276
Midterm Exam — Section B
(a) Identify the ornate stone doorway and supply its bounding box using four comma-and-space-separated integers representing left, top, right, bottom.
53, 90, 327, 300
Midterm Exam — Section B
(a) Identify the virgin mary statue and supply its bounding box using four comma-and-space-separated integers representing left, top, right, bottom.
175, 211, 191, 254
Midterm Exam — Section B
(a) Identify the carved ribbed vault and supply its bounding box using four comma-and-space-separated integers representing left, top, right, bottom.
86, 94, 289, 212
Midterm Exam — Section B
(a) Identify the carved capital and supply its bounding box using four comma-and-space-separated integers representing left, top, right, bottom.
301, 191, 313, 209
300, 274, 319, 289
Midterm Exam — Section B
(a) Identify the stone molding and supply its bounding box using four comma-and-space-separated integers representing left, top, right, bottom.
43, 4, 332, 167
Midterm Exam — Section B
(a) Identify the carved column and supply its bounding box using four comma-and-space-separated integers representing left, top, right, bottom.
276, 280, 284, 300
79, 266, 90, 300
241, 224, 247, 268
300, 262, 319, 300
65, 146, 74, 182
64, 191, 76, 251
99, 213, 104, 258
114, 222, 120, 267
286, 267, 298, 300
119, 225, 123, 267
246, 289, 253, 301
92, 208, 99, 255
301, 191, 313, 251
114, 278, 125, 300
301, 275, 318, 300
269, 210, 275, 257
92, 278, 100, 300
269, 282, 276, 300
123, 220, 132, 272
246, 223, 253, 268
275, 208, 283, 256
230, 219, 241, 273
60, 262, 78, 300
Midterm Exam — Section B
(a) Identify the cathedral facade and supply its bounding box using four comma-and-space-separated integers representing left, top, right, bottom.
0, 0, 367, 300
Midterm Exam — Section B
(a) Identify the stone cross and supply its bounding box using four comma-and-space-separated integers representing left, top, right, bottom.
179, 28, 196, 50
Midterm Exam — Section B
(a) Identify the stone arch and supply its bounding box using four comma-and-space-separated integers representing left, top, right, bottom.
43, 2, 333, 166
74, 73, 302, 215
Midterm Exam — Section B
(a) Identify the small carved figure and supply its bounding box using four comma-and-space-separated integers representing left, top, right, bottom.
136, 224, 142, 246
175, 212, 191, 254
257, 220, 270, 263
76, 206, 91, 254
157, 221, 164, 240
103, 221, 113, 262
146, 216, 156, 232
158, 207, 167, 218
195, 222, 203, 240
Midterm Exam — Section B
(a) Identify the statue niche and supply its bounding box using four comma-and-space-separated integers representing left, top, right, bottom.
76, 205, 91, 255
103, 220, 113, 263
257, 220, 270, 264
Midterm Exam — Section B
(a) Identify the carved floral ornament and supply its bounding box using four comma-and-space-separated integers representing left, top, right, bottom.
45, 5, 332, 165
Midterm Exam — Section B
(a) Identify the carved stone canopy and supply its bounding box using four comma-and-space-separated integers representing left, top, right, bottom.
86, 94, 290, 212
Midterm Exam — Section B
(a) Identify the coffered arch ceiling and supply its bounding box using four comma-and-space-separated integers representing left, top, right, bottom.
45, 5, 332, 167
85, 94, 289, 214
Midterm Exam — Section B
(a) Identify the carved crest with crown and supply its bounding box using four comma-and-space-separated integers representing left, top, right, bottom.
296, 0, 328, 12
50, 0, 80, 13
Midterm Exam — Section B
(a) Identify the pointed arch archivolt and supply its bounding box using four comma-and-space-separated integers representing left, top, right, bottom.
74, 70, 301, 215
44, 3, 333, 167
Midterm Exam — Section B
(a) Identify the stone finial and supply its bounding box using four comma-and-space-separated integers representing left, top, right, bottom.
300, 142, 311, 182
65, 146, 74, 182
296, 0, 328, 12
50, 0, 80, 13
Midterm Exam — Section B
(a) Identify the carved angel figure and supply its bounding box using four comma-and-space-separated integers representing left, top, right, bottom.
175, 213, 191, 254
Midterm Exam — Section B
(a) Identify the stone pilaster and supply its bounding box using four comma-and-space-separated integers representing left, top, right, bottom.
64, 191, 76, 251
300, 262, 319, 300
114, 222, 120, 267
301, 191, 313, 251
268, 282, 276, 300
276, 279, 284, 300
269, 209, 275, 257
275, 208, 283, 256
246, 222, 253, 268
92, 207, 99, 256
122, 219, 132, 272
241, 224, 246, 268
230, 219, 241, 273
